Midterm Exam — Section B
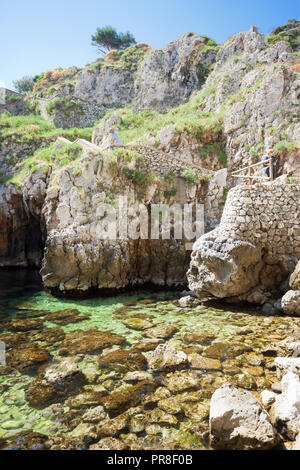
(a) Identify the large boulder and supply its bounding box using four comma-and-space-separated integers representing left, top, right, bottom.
209, 383, 277, 450
215, 27, 266, 66
274, 357, 300, 379
187, 232, 263, 299
290, 261, 300, 290
272, 372, 300, 440
188, 184, 300, 303
282, 290, 300, 316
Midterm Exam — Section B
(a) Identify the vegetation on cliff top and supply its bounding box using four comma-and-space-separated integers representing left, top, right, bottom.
267, 19, 300, 51
0, 113, 93, 146
91, 25, 136, 55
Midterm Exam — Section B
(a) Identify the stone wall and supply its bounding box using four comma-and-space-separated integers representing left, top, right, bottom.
188, 183, 300, 303
218, 184, 300, 258
133, 144, 215, 178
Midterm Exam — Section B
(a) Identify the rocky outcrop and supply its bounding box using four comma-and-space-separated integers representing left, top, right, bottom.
0, 89, 26, 116
282, 260, 300, 315
0, 183, 45, 267
188, 183, 300, 303
272, 372, 300, 440
74, 67, 134, 106
209, 383, 277, 450
28, 35, 219, 128
133, 34, 218, 111
200, 26, 300, 176
32, 137, 224, 293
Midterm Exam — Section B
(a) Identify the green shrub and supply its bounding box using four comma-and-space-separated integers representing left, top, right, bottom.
198, 142, 227, 166
46, 97, 83, 116
164, 170, 175, 182
13, 76, 34, 93
180, 168, 198, 185
122, 166, 156, 189
6, 94, 22, 103
274, 140, 299, 155
166, 187, 178, 197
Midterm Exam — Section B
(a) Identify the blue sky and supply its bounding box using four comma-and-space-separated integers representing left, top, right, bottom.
1, 0, 299, 90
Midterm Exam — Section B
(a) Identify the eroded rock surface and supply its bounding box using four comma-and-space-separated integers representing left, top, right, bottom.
188, 184, 300, 303
209, 383, 277, 449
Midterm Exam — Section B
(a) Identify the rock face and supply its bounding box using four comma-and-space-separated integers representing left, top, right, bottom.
74, 67, 134, 106
0, 89, 26, 115
133, 34, 217, 111
188, 184, 300, 303
200, 27, 299, 176
29, 35, 218, 128
0, 184, 45, 267
36, 137, 224, 293
209, 383, 277, 450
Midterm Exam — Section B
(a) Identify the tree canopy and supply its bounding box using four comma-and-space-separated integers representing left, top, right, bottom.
13, 76, 34, 94
91, 26, 136, 54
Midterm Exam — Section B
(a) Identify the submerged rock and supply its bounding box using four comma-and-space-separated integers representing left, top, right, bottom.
164, 371, 201, 393
98, 349, 147, 373
188, 354, 222, 371
143, 325, 178, 340
99, 380, 158, 416
67, 390, 108, 409
131, 339, 162, 352
0, 431, 49, 451
25, 360, 87, 408
28, 327, 65, 346
59, 329, 126, 355
7, 345, 51, 373
97, 413, 130, 438
82, 406, 108, 424
122, 317, 153, 330
183, 332, 216, 345
147, 344, 188, 371
7, 319, 44, 332
90, 437, 129, 450
204, 342, 251, 360
0, 332, 28, 349
209, 383, 277, 450
46, 309, 90, 325
123, 371, 153, 383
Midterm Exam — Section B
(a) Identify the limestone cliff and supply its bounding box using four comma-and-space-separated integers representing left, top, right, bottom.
0, 20, 299, 296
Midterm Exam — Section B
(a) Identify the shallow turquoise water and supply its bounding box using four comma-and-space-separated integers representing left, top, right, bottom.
0, 269, 293, 445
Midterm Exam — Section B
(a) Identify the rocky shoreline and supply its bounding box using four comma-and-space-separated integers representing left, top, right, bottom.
0, 271, 300, 451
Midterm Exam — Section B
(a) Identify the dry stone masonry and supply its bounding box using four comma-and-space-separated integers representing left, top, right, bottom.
188, 183, 300, 303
